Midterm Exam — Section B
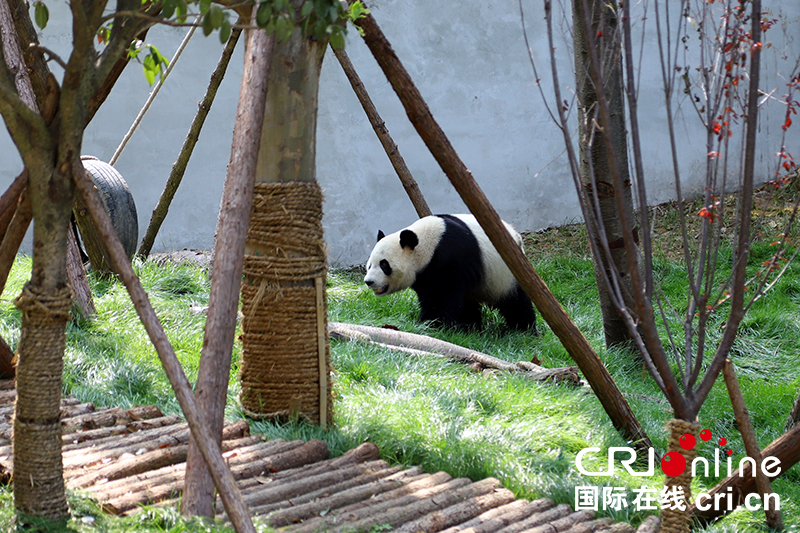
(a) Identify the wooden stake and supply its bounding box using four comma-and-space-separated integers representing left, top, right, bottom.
72, 159, 256, 533
722, 359, 784, 530
331, 45, 431, 218
182, 21, 274, 519
352, 8, 652, 453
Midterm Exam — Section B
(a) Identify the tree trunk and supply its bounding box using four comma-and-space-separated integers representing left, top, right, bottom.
238, 5, 332, 426
572, 0, 639, 348
13, 161, 74, 519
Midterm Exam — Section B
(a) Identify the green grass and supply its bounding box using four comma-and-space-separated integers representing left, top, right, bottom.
0, 214, 799, 532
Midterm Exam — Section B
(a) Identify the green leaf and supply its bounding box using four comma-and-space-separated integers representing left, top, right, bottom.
199, 0, 211, 14
301, 1, 314, 18
202, 12, 214, 36
348, 0, 370, 23
208, 5, 224, 29
33, 1, 49, 29
256, 1, 272, 26
330, 30, 345, 50
219, 19, 232, 44
161, 0, 176, 19
176, 0, 188, 23
274, 0, 286, 12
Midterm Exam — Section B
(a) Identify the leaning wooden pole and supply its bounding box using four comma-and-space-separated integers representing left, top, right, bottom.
331, 45, 431, 218
182, 23, 273, 518
138, 23, 243, 259
722, 360, 783, 530
72, 161, 255, 533
352, 8, 652, 452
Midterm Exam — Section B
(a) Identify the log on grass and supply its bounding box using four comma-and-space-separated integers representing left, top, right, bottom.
634, 515, 660, 533
330, 322, 579, 384
393, 487, 516, 533
494, 504, 573, 533
438, 498, 555, 533
102, 438, 329, 515
62, 414, 183, 448
286, 471, 462, 533
61, 404, 164, 434
328, 477, 502, 533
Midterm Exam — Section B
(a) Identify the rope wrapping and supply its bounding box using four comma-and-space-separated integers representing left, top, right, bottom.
659, 419, 699, 533
12, 282, 72, 517
239, 182, 332, 425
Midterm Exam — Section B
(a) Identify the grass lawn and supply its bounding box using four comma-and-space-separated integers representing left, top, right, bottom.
0, 200, 798, 532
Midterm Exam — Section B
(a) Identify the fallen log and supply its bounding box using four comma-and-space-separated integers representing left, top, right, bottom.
438, 498, 554, 533
287, 471, 460, 533
393, 487, 516, 533
63, 414, 183, 448
92, 439, 305, 503
494, 504, 573, 533
326, 477, 502, 533
99, 439, 329, 514
253, 465, 413, 524
634, 515, 660, 533
329, 322, 579, 385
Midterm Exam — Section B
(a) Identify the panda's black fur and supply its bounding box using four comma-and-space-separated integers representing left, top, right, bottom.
364, 214, 537, 331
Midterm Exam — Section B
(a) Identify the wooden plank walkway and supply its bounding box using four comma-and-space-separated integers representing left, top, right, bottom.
0, 380, 659, 532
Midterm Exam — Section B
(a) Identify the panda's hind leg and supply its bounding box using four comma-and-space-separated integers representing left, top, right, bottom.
495, 285, 537, 332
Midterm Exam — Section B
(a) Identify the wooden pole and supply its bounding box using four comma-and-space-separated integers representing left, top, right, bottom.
721, 359, 783, 530
352, 8, 652, 452
182, 23, 273, 518
331, 45, 431, 218
71, 160, 255, 533
138, 23, 243, 259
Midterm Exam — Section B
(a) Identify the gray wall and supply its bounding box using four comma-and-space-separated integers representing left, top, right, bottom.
2, 1, 799, 266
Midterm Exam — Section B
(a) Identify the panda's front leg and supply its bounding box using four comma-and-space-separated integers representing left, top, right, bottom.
416, 288, 480, 330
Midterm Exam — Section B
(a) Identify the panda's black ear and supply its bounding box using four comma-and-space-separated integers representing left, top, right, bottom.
399, 229, 419, 251
377, 230, 385, 242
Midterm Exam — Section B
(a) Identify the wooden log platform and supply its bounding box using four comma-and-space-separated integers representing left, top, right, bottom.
0, 380, 657, 532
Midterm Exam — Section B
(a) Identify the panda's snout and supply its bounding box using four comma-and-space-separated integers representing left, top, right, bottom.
365, 279, 375, 287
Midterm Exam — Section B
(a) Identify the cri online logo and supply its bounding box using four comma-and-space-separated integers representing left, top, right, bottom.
661, 428, 730, 477
575, 427, 782, 480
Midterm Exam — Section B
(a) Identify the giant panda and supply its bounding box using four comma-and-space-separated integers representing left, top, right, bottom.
364, 214, 537, 331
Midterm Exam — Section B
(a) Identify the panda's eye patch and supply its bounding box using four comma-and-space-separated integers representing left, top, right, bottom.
380, 259, 392, 276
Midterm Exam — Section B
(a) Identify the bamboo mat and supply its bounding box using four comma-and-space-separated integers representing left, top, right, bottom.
0, 380, 659, 532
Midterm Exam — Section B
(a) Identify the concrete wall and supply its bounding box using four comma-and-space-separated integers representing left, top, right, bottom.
1, 1, 798, 266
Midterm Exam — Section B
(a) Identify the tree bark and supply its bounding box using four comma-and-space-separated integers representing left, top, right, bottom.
182, 20, 273, 518
572, 0, 638, 348
352, 8, 652, 453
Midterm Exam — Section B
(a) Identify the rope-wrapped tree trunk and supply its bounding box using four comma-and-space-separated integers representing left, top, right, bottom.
238, 16, 332, 426
660, 419, 699, 533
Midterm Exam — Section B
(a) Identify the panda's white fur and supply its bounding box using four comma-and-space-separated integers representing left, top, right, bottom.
364, 214, 536, 330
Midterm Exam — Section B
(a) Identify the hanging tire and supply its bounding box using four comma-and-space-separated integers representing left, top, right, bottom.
73, 156, 139, 275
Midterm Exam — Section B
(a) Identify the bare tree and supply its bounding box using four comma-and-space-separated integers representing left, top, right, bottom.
536, 0, 798, 529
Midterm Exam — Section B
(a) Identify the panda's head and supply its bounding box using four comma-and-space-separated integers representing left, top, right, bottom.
364, 217, 443, 296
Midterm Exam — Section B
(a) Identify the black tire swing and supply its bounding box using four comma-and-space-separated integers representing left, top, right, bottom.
72, 155, 138, 274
